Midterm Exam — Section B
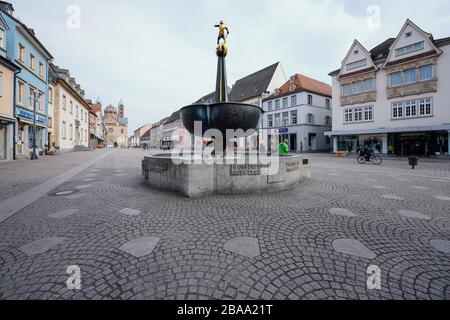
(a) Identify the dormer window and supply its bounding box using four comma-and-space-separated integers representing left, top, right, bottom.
290, 85, 296, 92
405, 32, 412, 38
395, 41, 424, 57
0, 28, 5, 50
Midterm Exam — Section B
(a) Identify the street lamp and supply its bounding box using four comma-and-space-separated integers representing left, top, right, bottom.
30, 92, 40, 160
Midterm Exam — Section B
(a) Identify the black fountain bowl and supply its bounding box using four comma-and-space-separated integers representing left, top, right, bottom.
180, 104, 209, 135
181, 102, 263, 137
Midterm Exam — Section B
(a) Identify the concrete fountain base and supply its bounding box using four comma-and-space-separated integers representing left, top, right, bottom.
142, 153, 311, 198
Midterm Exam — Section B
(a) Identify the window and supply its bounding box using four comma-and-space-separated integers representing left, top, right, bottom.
274, 113, 281, 127
38, 92, 44, 111
354, 108, 363, 122
0, 72, 3, 97
39, 62, 44, 78
342, 83, 352, 96
405, 100, 417, 117
395, 41, 424, 57
307, 113, 314, 124
419, 98, 432, 116
70, 101, 73, 114
282, 112, 289, 126
18, 81, 25, 105
0, 28, 5, 50
363, 78, 374, 91
81, 109, 83, 121
76, 105, 79, 118
419, 64, 433, 81
62, 95, 67, 110
48, 117, 52, 129
389, 72, 402, 86
69, 124, 73, 140
62, 121, 67, 139
353, 81, 363, 94
392, 102, 403, 119
404, 68, 416, 84
364, 107, 373, 121
268, 115, 273, 127
325, 99, 331, 109
344, 106, 373, 123
282, 97, 288, 108
325, 116, 331, 126
18, 44, 25, 62
268, 101, 273, 111
48, 87, 53, 104
346, 58, 367, 71
28, 87, 35, 109
291, 95, 297, 107
30, 54, 36, 70
291, 111, 297, 125
307, 94, 313, 105
275, 99, 280, 110
344, 109, 353, 123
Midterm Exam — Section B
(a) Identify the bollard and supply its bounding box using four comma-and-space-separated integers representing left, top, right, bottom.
408, 156, 418, 169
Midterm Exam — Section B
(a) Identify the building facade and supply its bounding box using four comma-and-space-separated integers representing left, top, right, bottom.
90, 101, 105, 148
103, 102, 128, 148
133, 123, 151, 147
328, 20, 450, 156
0, 24, 20, 160
0, 2, 53, 158
48, 64, 90, 151
262, 74, 332, 152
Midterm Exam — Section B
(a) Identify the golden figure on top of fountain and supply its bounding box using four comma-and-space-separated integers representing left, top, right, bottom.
215, 20, 229, 56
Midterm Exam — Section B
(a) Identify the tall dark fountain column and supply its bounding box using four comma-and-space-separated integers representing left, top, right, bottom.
180, 21, 263, 155
215, 43, 228, 103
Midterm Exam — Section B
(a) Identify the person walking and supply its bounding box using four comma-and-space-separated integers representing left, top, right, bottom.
278, 139, 289, 155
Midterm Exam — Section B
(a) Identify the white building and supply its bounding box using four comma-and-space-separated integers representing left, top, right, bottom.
327, 20, 450, 156
262, 74, 332, 152
49, 64, 90, 151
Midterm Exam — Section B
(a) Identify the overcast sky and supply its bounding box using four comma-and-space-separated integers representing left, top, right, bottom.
11, 0, 450, 134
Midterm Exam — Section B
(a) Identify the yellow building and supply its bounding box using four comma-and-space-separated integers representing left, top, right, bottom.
103, 102, 128, 148
0, 55, 20, 160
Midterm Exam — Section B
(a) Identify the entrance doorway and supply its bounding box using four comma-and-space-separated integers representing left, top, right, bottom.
308, 133, 317, 151
289, 133, 297, 152
0, 125, 6, 160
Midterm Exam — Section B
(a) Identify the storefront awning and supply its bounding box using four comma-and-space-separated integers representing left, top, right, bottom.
325, 124, 450, 137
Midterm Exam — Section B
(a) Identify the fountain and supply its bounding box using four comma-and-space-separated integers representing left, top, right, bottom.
142, 22, 311, 197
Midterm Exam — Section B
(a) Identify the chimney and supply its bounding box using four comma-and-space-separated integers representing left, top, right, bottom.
0, 1, 14, 15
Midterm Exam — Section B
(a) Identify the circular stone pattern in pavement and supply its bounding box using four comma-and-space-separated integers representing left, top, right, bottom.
18, 237, 67, 256
382, 194, 404, 201
430, 239, 450, 254
119, 237, 160, 258
332, 238, 376, 260
398, 210, 431, 221
434, 196, 450, 201
223, 237, 261, 258
329, 208, 357, 217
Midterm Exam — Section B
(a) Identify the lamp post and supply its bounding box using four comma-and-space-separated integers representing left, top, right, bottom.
30, 92, 40, 160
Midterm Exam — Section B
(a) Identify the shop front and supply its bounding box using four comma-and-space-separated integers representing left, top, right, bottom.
16, 107, 47, 158
334, 134, 387, 154
388, 131, 449, 156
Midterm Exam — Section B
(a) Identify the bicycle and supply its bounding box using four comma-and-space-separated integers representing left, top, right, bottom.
357, 154, 383, 165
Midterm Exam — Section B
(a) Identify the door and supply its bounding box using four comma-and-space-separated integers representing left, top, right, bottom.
309, 133, 317, 151
0, 125, 6, 160
289, 133, 297, 152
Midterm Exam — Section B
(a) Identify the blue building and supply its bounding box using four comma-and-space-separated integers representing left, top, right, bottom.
0, 1, 52, 158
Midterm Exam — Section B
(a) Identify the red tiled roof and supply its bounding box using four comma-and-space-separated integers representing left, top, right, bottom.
91, 103, 102, 113
276, 74, 332, 98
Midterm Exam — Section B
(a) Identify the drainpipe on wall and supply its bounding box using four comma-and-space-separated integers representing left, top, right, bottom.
12, 69, 20, 160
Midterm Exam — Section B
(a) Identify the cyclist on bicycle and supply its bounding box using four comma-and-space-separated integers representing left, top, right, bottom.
363, 144, 374, 161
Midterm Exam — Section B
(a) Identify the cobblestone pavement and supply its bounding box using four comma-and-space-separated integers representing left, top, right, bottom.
0, 150, 449, 300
